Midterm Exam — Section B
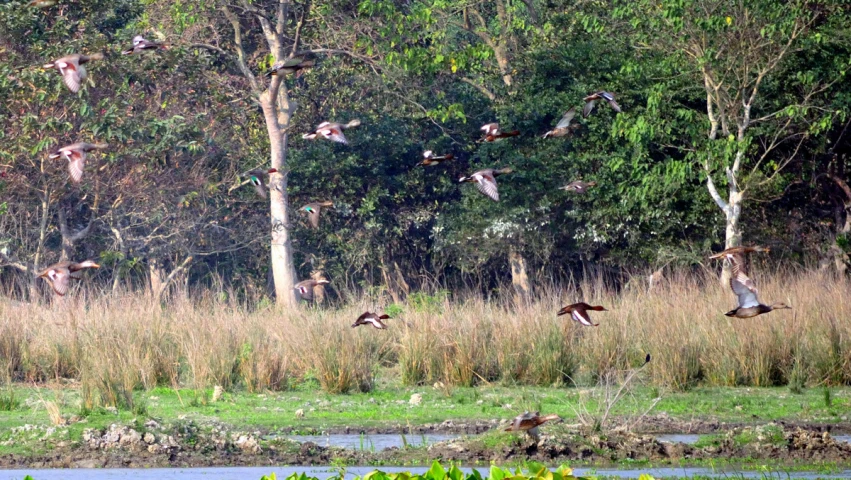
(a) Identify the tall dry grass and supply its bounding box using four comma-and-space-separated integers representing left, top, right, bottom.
0, 269, 849, 407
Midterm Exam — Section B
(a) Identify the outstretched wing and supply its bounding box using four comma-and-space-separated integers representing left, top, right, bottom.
606, 98, 622, 113
475, 174, 499, 202
555, 107, 576, 129
251, 178, 268, 198
307, 207, 321, 228
582, 100, 596, 118
59, 62, 81, 93
47, 269, 70, 296
571, 309, 597, 327
728, 253, 760, 308
67, 151, 85, 183
321, 127, 348, 144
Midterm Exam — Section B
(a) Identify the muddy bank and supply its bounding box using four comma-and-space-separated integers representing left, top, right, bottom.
2, 420, 851, 469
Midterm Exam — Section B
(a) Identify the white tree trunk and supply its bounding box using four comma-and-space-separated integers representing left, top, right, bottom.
261, 86, 297, 306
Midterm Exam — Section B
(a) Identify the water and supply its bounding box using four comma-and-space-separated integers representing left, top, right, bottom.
655, 434, 700, 445
2, 465, 850, 480
655, 434, 851, 446
287, 433, 460, 450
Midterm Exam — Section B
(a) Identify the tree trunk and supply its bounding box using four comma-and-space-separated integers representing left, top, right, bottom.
508, 249, 531, 304
720, 190, 744, 285
148, 258, 166, 298
261, 86, 297, 306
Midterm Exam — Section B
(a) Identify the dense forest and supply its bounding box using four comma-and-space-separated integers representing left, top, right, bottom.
1, 0, 849, 303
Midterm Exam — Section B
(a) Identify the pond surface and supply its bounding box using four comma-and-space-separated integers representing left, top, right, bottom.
655, 433, 851, 446
287, 433, 460, 450
2, 465, 851, 480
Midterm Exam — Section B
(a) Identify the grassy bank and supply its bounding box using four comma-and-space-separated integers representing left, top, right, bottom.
1, 270, 849, 409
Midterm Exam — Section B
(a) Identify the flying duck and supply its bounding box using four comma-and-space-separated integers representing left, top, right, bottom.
561, 180, 597, 193
710, 246, 790, 318
48, 142, 108, 183
122, 35, 168, 55
505, 411, 561, 441
240, 168, 277, 198
265, 57, 315, 77
583, 91, 622, 118
557, 302, 606, 327
295, 278, 330, 301
43, 53, 104, 93
301, 201, 334, 228
543, 107, 579, 138
418, 150, 454, 167
351, 312, 391, 329
303, 120, 361, 145
37, 260, 100, 296
459, 168, 512, 202
480, 123, 520, 142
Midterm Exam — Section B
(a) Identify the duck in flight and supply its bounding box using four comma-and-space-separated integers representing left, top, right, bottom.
37, 260, 100, 296
301, 201, 334, 228
49, 142, 108, 183
583, 91, 622, 118
480, 123, 520, 142
352, 312, 391, 329
418, 150, 454, 167
459, 168, 512, 202
504, 411, 561, 441
303, 120, 361, 145
43, 52, 104, 93
561, 180, 597, 194
709, 246, 790, 318
543, 107, 579, 138
557, 302, 607, 326
122, 35, 168, 55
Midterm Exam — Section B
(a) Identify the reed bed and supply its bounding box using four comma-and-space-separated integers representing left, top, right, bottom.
0, 269, 848, 407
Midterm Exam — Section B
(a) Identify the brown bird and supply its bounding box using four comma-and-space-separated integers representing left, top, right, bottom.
352, 311, 391, 329
265, 57, 315, 77
43, 53, 104, 93
459, 168, 513, 202
480, 123, 520, 142
583, 91, 622, 118
301, 201, 334, 228
543, 107, 579, 138
505, 411, 561, 441
303, 120, 361, 145
122, 35, 169, 55
710, 246, 790, 318
418, 150, 454, 167
557, 302, 607, 327
295, 278, 330, 301
560, 180, 597, 193
37, 260, 100, 296
48, 142, 108, 183
240, 168, 277, 198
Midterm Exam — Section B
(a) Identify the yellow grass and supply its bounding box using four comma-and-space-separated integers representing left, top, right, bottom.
0, 270, 848, 405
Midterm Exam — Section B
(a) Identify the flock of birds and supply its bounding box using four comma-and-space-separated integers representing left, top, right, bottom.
32, 33, 790, 332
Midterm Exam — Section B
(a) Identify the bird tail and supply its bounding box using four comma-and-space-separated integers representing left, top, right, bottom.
754, 246, 770, 253
318, 201, 334, 207
93, 143, 109, 150
506, 130, 520, 137
541, 414, 561, 422
42, 63, 55, 69
586, 181, 597, 187
303, 133, 318, 140
48, 152, 61, 159
345, 119, 361, 129
379, 314, 390, 320
121, 48, 134, 56
443, 154, 455, 161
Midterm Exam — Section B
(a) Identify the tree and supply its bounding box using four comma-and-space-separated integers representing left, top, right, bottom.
614, 0, 849, 279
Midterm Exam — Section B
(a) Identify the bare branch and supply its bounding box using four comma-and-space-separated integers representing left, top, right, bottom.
0, 251, 28, 272
189, 43, 229, 56
223, 6, 261, 94
460, 76, 496, 101
705, 171, 729, 213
